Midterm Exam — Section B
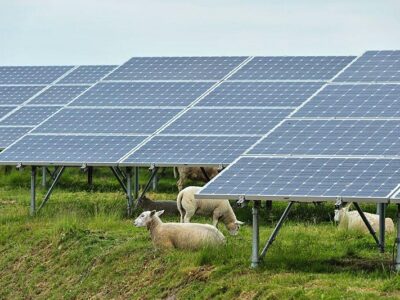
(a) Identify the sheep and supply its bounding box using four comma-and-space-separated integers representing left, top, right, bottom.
177, 186, 244, 235
175, 167, 218, 191
334, 204, 395, 234
137, 196, 179, 216
134, 210, 226, 250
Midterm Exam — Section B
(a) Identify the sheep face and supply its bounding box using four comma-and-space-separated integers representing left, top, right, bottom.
134, 210, 164, 227
226, 220, 245, 236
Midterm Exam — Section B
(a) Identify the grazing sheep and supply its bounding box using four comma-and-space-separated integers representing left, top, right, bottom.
134, 210, 226, 250
138, 196, 179, 216
334, 204, 395, 234
177, 186, 244, 235
176, 167, 218, 191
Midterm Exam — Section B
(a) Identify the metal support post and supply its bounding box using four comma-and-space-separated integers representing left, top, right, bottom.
87, 166, 93, 188
395, 204, 400, 272
110, 167, 127, 194
378, 203, 386, 253
251, 201, 261, 268
42, 167, 46, 187
30, 166, 37, 216
134, 167, 139, 199
200, 167, 211, 181
260, 201, 294, 259
353, 202, 382, 251
126, 167, 133, 216
37, 167, 66, 212
152, 172, 158, 191
116, 166, 127, 181
134, 167, 159, 211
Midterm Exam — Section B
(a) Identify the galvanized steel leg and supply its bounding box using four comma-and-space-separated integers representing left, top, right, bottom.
395, 204, 400, 272
126, 167, 133, 216
260, 201, 293, 260
110, 167, 127, 194
134, 167, 139, 199
152, 172, 158, 191
42, 167, 46, 187
87, 166, 93, 188
379, 203, 386, 253
37, 166, 66, 212
134, 167, 159, 211
30, 166, 37, 216
251, 201, 261, 268
353, 202, 382, 251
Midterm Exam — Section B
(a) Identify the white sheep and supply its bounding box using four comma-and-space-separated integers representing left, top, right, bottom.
176, 186, 244, 235
334, 204, 395, 234
134, 210, 226, 250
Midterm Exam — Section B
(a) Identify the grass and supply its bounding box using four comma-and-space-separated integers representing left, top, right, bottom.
1, 166, 400, 299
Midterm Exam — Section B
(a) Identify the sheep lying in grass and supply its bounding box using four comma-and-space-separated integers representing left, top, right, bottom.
177, 186, 244, 235
334, 204, 395, 234
134, 210, 226, 250
138, 196, 179, 216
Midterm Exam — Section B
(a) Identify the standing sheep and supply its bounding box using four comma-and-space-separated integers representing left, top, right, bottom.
334, 204, 395, 234
134, 210, 226, 250
175, 167, 218, 191
177, 186, 244, 235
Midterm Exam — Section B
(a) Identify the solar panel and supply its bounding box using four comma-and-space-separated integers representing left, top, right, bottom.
70, 81, 214, 107
0, 134, 147, 166
121, 135, 260, 166
293, 84, 400, 118
198, 156, 400, 202
28, 85, 90, 105
196, 82, 323, 107
0, 106, 17, 119
0, 106, 61, 126
230, 56, 355, 80
58, 65, 117, 84
105, 56, 248, 81
335, 51, 400, 82
0, 127, 33, 149
33, 108, 181, 134
0, 66, 73, 84
162, 108, 291, 135
249, 119, 400, 156
391, 188, 400, 202
0, 86, 45, 105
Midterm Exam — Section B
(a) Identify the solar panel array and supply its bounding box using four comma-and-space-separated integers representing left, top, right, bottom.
199, 50, 400, 203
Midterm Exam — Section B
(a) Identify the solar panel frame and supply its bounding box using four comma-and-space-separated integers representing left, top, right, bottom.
0, 85, 46, 105
28, 85, 91, 105
0, 106, 18, 120
57, 65, 118, 84
0, 66, 74, 85
0, 106, 63, 126
0, 126, 33, 149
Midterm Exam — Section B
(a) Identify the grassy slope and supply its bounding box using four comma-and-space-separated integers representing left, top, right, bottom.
1, 167, 400, 299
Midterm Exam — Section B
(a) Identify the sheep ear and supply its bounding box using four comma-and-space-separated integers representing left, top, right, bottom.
235, 220, 245, 225
156, 210, 165, 217
150, 210, 156, 216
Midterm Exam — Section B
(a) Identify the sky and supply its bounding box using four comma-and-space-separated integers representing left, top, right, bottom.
0, 0, 399, 66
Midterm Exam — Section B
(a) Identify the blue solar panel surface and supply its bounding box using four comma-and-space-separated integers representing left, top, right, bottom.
105, 57, 248, 81
0, 135, 147, 165
335, 51, 400, 82
249, 119, 400, 156
230, 56, 355, 80
0, 106, 17, 119
34, 108, 181, 134
0, 106, 61, 126
199, 156, 400, 201
0, 127, 32, 149
58, 65, 117, 84
122, 135, 260, 166
162, 108, 291, 135
71, 82, 214, 107
293, 84, 400, 118
0, 86, 45, 105
0, 66, 73, 84
29, 85, 90, 105
196, 82, 323, 107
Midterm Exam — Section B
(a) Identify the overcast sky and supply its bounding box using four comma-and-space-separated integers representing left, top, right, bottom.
0, 0, 399, 66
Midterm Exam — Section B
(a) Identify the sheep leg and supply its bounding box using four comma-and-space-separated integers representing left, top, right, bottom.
183, 210, 194, 223
212, 212, 220, 227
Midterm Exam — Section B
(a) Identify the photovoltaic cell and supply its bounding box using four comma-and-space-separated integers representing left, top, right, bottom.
0, 127, 33, 149
34, 108, 181, 134
29, 85, 90, 105
0, 135, 147, 165
198, 156, 400, 202
293, 84, 400, 118
335, 51, 400, 82
0, 106, 61, 126
230, 56, 355, 80
0, 86, 45, 105
70, 82, 214, 107
0, 106, 17, 119
105, 56, 248, 81
197, 82, 323, 107
162, 108, 291, 135
0, 66, 73, 84
249, 119, 400, 156
58, 65, 117, 84
121, 135, 260, 166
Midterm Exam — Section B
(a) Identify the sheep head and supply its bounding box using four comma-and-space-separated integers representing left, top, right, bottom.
134, 210, 164, 227
226, 220, 245, 236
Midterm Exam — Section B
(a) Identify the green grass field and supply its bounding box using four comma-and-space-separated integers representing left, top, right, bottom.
1, 167, 400, 299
